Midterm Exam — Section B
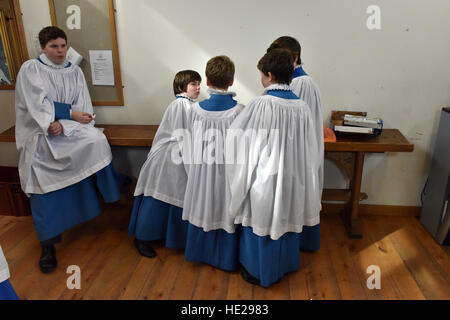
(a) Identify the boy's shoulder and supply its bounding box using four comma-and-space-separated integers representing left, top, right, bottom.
247, 93, 309, 110
169, 96, 193, 106
291, 75, 320, 91
166, 96, 193, 113
18, 58, 41, 74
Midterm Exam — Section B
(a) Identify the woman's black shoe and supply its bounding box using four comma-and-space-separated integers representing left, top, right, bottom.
39, 245, 57, 273
239, 265, 260, 286
134, 238, 156, 258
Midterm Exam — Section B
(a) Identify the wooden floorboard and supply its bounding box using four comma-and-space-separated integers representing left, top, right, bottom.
1, 204, 449, 300
321, 214, 368, 299
444, 246, 450, 259
380, 217, 450, 299
360, 216, 425, 300
168, 259, 202, 300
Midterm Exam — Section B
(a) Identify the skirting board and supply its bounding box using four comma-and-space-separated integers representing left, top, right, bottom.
321, 203, 421, 217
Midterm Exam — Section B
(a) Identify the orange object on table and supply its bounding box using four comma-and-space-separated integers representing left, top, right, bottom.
324, 126, 336, 142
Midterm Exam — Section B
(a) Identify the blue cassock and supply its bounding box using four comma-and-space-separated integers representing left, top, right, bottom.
30, 163, 124, 242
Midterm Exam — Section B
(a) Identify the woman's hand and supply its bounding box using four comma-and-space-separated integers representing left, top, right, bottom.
48, 121, 63, 136
71, 111, 94, 124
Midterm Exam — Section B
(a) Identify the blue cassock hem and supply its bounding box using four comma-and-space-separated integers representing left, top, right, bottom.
128, 195, 188, 249
0, 280, 19, 300
128, 197, 320, 278
239, 224, 320, 287
30, 163, 124, 242
128, 195, 239, 271
184, 224, 239, 271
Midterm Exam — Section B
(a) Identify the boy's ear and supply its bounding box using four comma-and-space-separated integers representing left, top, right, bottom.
267, 72, 276, 83
206, 77, 211, 87
228, 78, 234, 87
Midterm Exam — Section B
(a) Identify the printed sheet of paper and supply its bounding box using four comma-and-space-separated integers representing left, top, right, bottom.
89, 50, 115, 86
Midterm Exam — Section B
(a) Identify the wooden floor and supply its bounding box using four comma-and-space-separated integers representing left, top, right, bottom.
1, 204, 449, 300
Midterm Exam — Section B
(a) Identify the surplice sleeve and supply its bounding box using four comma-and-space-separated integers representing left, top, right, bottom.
15, 61, 55, 139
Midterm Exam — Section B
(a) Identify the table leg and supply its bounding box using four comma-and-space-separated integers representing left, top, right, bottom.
341, 151, 365, 238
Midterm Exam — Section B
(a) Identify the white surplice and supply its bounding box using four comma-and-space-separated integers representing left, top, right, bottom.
290, 71, 324, 194
226, 84, 321, 240
134, 95, 193, 207
0, 246, 10, 283
15, 54, 112, 195
181, 90, 244, 233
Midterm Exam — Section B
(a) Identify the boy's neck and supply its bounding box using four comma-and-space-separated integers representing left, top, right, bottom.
209, 86, 229, 92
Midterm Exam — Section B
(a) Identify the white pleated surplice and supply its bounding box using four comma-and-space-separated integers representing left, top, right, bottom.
182, 99, 244, 233
290, 74, 324, 194
0, 246, 10, 283
15, 54, 112, 195
134, 96, 193, 207
226, 84, 321, 240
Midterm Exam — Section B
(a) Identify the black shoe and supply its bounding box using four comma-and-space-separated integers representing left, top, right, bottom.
123, 176, 132, 186
134, 238, 156, 258
239, 265, 260, 286
39, 245, 57, 274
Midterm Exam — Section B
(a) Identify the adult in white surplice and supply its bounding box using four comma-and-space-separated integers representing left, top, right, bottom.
14, 26, 122, 274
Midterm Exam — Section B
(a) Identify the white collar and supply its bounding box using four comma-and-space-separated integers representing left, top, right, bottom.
207, 87, 236, 97
39, 53, 71, 69
263, 83, 291, 94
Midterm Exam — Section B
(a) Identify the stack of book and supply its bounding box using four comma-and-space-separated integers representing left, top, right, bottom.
333, 114, 383, 136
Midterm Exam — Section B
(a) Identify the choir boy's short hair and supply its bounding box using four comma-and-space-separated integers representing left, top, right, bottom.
205, 56, 235, 89
267, 36, 302, 65
257, 48, 294, 85
39, 26, 67, 47
173, 70, 202, 95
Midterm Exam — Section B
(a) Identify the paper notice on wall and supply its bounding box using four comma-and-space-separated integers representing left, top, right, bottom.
89, 50, 115, 86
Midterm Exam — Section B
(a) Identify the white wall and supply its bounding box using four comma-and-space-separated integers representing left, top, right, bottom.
1, 0, 449, 206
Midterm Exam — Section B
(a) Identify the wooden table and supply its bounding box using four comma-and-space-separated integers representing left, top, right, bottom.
0, 125, 414, 238
323, 129, 414, 238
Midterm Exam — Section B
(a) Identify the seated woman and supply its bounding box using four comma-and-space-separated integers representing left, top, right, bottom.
14, 26, 123, 274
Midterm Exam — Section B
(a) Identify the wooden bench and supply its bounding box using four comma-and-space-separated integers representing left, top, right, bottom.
0, 125, 159, 146
0, 125, 414, 238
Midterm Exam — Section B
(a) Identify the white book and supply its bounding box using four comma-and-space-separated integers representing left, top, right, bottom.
334, 125, 374, 134
343, 115, 383, 129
